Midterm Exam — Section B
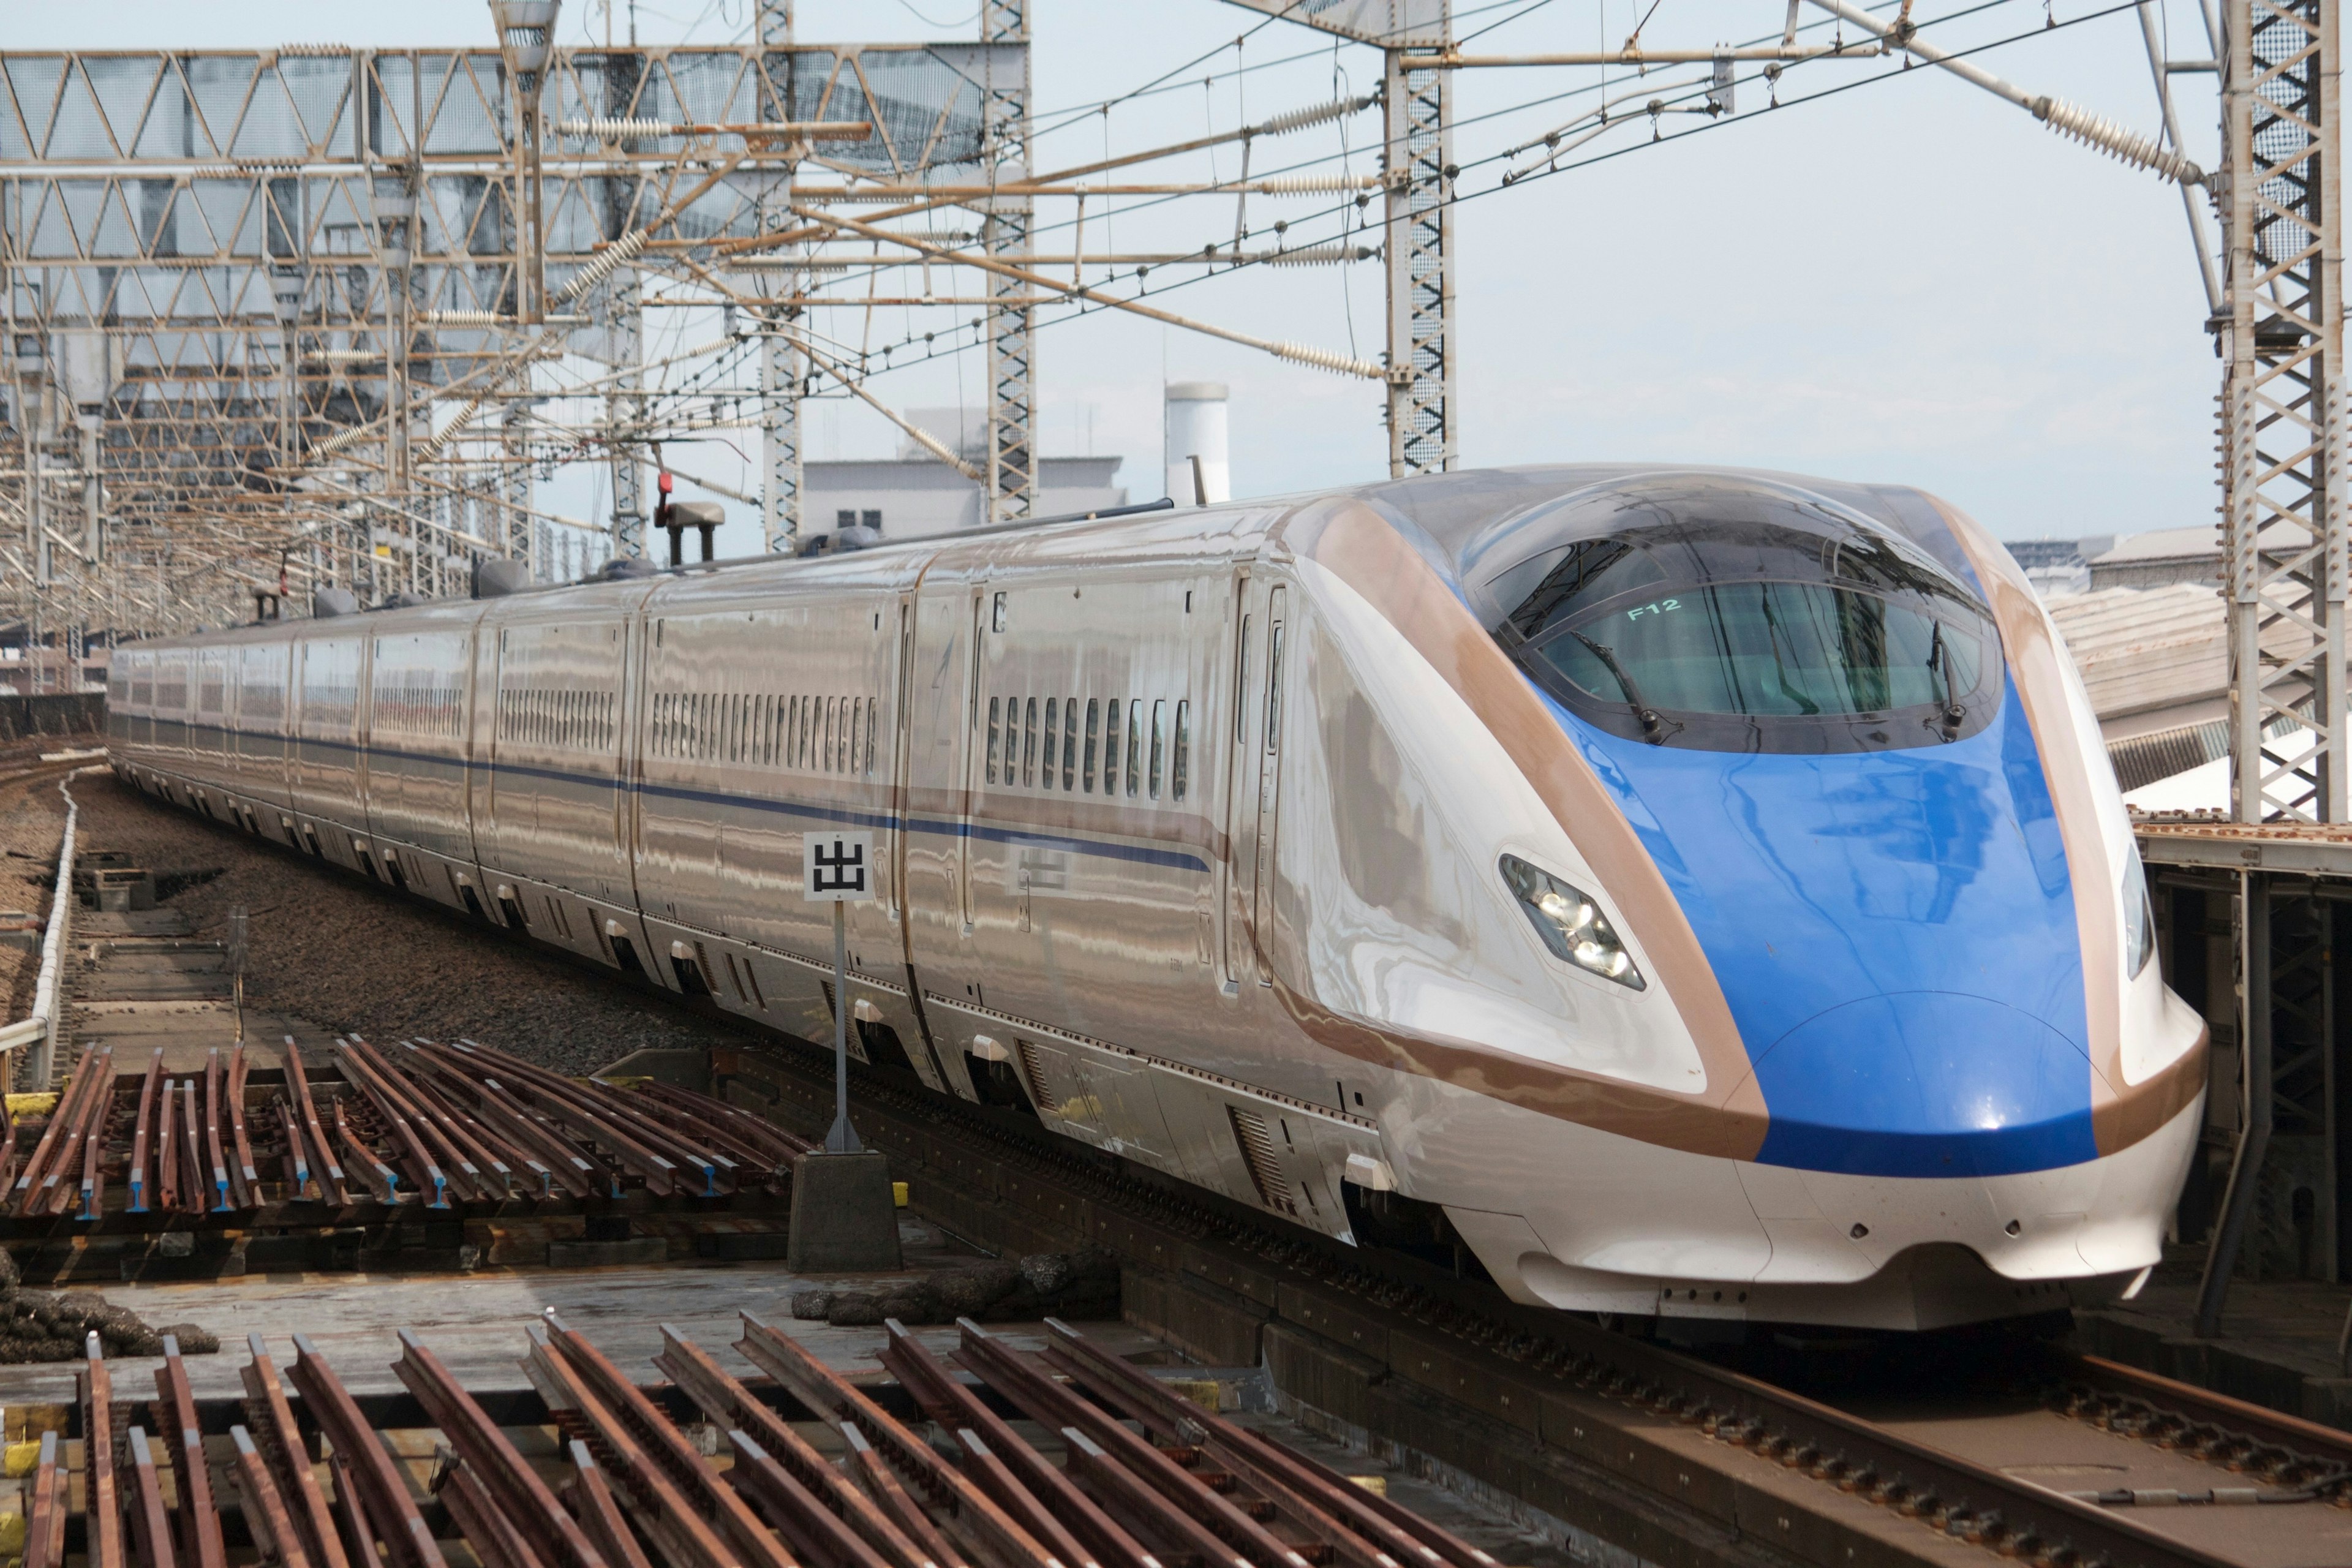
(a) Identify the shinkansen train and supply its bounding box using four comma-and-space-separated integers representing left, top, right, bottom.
108, 466, 2208, 1332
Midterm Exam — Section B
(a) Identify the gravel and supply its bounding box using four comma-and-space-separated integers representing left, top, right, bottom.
0, 744, 74, 1018
75, 773, 732, 1075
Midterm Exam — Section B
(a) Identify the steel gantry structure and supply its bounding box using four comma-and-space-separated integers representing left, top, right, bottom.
0, 23, 1020, 640
0, 0, 2252, 669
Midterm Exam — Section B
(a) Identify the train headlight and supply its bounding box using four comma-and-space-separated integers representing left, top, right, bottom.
1501, 854, 1646, 990
2122, 844, 2154, 978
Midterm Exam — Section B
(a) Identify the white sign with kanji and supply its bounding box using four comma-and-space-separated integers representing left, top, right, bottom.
803, 830, 876, 902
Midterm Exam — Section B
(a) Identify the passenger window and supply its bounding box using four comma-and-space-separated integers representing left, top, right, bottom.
987, 696, 1001, 783
1061, 696, 1077, 790
1023, 696, 1038, 786
1126, 702, 1142, 796
1083, 698, 1100, 792
1150, 699, 1166, 799
1103, 700, 1121, 796
1043, 699, 1059, 790
1174, 700, 1191, 800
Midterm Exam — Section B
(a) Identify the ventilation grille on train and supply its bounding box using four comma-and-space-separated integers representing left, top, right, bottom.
1226, 1106, 1297, 1216
1016, 1041, 1060, 1114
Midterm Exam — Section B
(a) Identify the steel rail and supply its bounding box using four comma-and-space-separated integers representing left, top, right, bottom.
127, 1049, 162, 1212
840, 1424, 967, 1568
415, 1043, 617, 1194
440, 1042, 685, 1196
656, 1325, 953, 1568
1041, 1320, 1486, 1568
880, 1322, 1145, 1568
229, 1429, 315, 1568
432, 1463, 541, 1568
282, 1039, 350, 1204
955, 1322, 1305, 1568
1050, 1427, 1256, 1568
75, 1055, 107, 1220
537, 1312, 794, 1568
12, 1043, 100, 1214
333, 1040, 450, 1206
155, 1336, 230, 1568
332, 1098, 403, 1204
242, 1335, 352, 1568
284, 1335, 448, 1568
396, 1047, 564, 1197
0, 1101, 22, 1193
636, 1080, 815, 1164
2053, 1354, 2352, 1498
393, 1330, 609, 1568
230, 1424, 315, 1568
24, 1431, 62, 1568
521, 1323, 740, 1568
734, 1314, 1064, 1568
124, 1428, 180, 1568
154, 1073, 179, 1213
176, 1081, 205, 1215
723, 1429, 902, 1568
450, 1039, 748, 1188
225, 1044, 261, 1207
82, 1333, 124, 1568
203, 1048, 232, 1211
339, 1038, 482, 1201
562, 1441, 655, 1568
382, 1046, 520, 1199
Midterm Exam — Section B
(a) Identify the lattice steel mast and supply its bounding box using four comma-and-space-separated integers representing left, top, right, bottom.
984, 0, 1036, 522
2224, 0, 2345, 823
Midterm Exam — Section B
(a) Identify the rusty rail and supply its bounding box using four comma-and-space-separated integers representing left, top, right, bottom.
36, 1316, 1502, 1568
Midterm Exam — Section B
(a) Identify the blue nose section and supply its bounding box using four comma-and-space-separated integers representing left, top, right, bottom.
1744, 993, 2098, 1177
1545, 670, 2098, 1178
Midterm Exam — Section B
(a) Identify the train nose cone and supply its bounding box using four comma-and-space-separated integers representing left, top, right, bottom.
1746, 992, 2099, 1178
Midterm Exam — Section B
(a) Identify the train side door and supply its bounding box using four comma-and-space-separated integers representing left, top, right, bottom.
1221, 571, 1264, 988
1248, 586, 1289, 976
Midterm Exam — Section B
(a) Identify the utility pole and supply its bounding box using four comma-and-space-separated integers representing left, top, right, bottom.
375, 178, 418, 594
1385, 15, 1456, 476
2223, 0, 2344, 824
759, 0, 802, 554
982, 1, 1035, 522
504, 404, 533, 570
1221, 1, 1455, 477
491, 1, 560, 325
609, 273, 644, 562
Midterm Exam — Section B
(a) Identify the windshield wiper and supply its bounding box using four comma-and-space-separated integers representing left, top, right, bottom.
1925, 622, 1967, 741
1570, 631, 1677, 744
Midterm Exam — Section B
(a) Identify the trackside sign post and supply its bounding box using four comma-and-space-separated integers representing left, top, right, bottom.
804, 830, 875, 1154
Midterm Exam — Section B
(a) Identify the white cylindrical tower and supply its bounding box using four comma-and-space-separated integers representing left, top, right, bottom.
1163, 382, 1231, 505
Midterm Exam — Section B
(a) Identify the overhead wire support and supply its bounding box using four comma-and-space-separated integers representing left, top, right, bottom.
788, 206, 1386, 380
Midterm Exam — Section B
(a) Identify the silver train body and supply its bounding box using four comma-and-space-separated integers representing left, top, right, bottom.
109, 467, 2208, 1330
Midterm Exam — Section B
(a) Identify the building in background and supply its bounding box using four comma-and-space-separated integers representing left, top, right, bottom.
2002, 535, 2115, 597
2086, 525, 2228, 591
802, 408, 1124, 541
1164, 382, 1230, 505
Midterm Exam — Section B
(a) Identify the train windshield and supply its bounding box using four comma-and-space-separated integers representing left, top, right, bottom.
1474, 475, 2000, 754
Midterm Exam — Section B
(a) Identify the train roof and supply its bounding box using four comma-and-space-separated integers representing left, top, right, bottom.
127, 464, 1950, 650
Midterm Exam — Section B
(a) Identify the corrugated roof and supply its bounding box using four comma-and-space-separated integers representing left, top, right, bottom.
2046, 583, 2225, 719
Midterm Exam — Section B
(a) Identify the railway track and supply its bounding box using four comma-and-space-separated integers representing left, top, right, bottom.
733, 1050, 2352, 1568
78, 784, 2352, 1568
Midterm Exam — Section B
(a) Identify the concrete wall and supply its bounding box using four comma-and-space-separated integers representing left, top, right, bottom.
0, 693, 103, 743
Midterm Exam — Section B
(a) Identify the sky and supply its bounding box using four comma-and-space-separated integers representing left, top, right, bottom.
9, 0, 2228, 557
